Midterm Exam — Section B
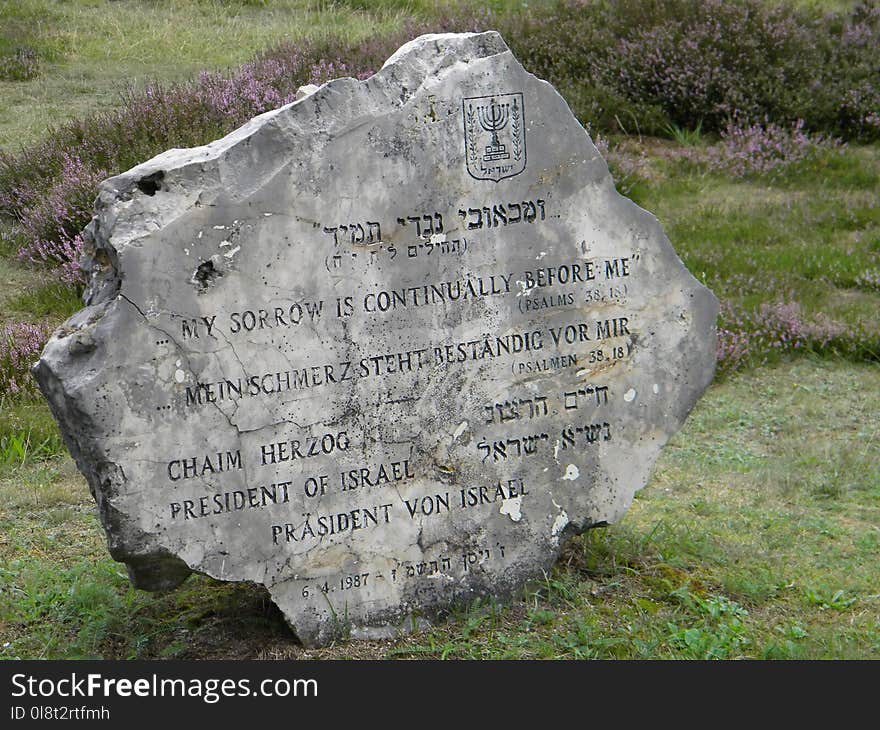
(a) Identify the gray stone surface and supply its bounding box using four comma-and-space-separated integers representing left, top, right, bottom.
34, 31, 718, 647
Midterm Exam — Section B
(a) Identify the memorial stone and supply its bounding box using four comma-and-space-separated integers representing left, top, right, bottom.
35, 32, 719, 647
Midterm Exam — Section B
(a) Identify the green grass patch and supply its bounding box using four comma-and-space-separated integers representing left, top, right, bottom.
0, 431, 64, 472
7, 281, 82, 321
1, 361, 877, 659
0, 402, 66, 476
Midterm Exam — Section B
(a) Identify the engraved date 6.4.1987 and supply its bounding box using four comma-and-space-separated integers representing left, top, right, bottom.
301, 572, 370, 598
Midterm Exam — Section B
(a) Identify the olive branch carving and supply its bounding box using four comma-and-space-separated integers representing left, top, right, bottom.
466, 103, 479, 165
511, 97, 522, 161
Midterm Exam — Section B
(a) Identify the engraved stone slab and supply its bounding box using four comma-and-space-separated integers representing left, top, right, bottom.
35, 31, 719, 647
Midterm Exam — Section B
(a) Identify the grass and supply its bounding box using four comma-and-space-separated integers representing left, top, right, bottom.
0, 431, 64, 471
0, 0, 878, 659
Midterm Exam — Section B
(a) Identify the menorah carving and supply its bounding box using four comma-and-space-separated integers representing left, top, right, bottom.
477, 99, 511, 162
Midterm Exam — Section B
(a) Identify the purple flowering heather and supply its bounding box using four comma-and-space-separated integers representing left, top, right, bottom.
14, 153, 107, 284
716, 326, 754, 374
1, 321, 51, 400
855, 269, 880, 293
591, 0, 817, 130
706, 118, 844, 178
0, 47, 40, 81
716, 300, 854, 374
509, 0, 880, 140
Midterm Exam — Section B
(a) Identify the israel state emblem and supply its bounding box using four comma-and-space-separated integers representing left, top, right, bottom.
462, 92, 526, 182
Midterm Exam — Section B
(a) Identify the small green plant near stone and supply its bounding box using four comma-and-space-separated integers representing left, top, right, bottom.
533, 569, 582, 608
328, 603, 353, 644
665, 587, 751, 660
527, 608, 555, 627
0, 403, 66, 473
0, 431, 64, 470
665, 121, 703, 147
804, 588, 858, 611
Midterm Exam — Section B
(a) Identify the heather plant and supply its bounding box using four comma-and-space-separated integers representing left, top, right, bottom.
502, 0, 668, 137
756, 301, 849, 354
828, 3, 880, 140
716, 323, 753, 376
601, 0, 818, 133
593, 131, 652, 195
14, 153, 108, 284
0, 46, 40, 81
855, 269, 880, 293
716, 300, 862, 375
705, 118, 844, 179
0, 321, 50, 401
